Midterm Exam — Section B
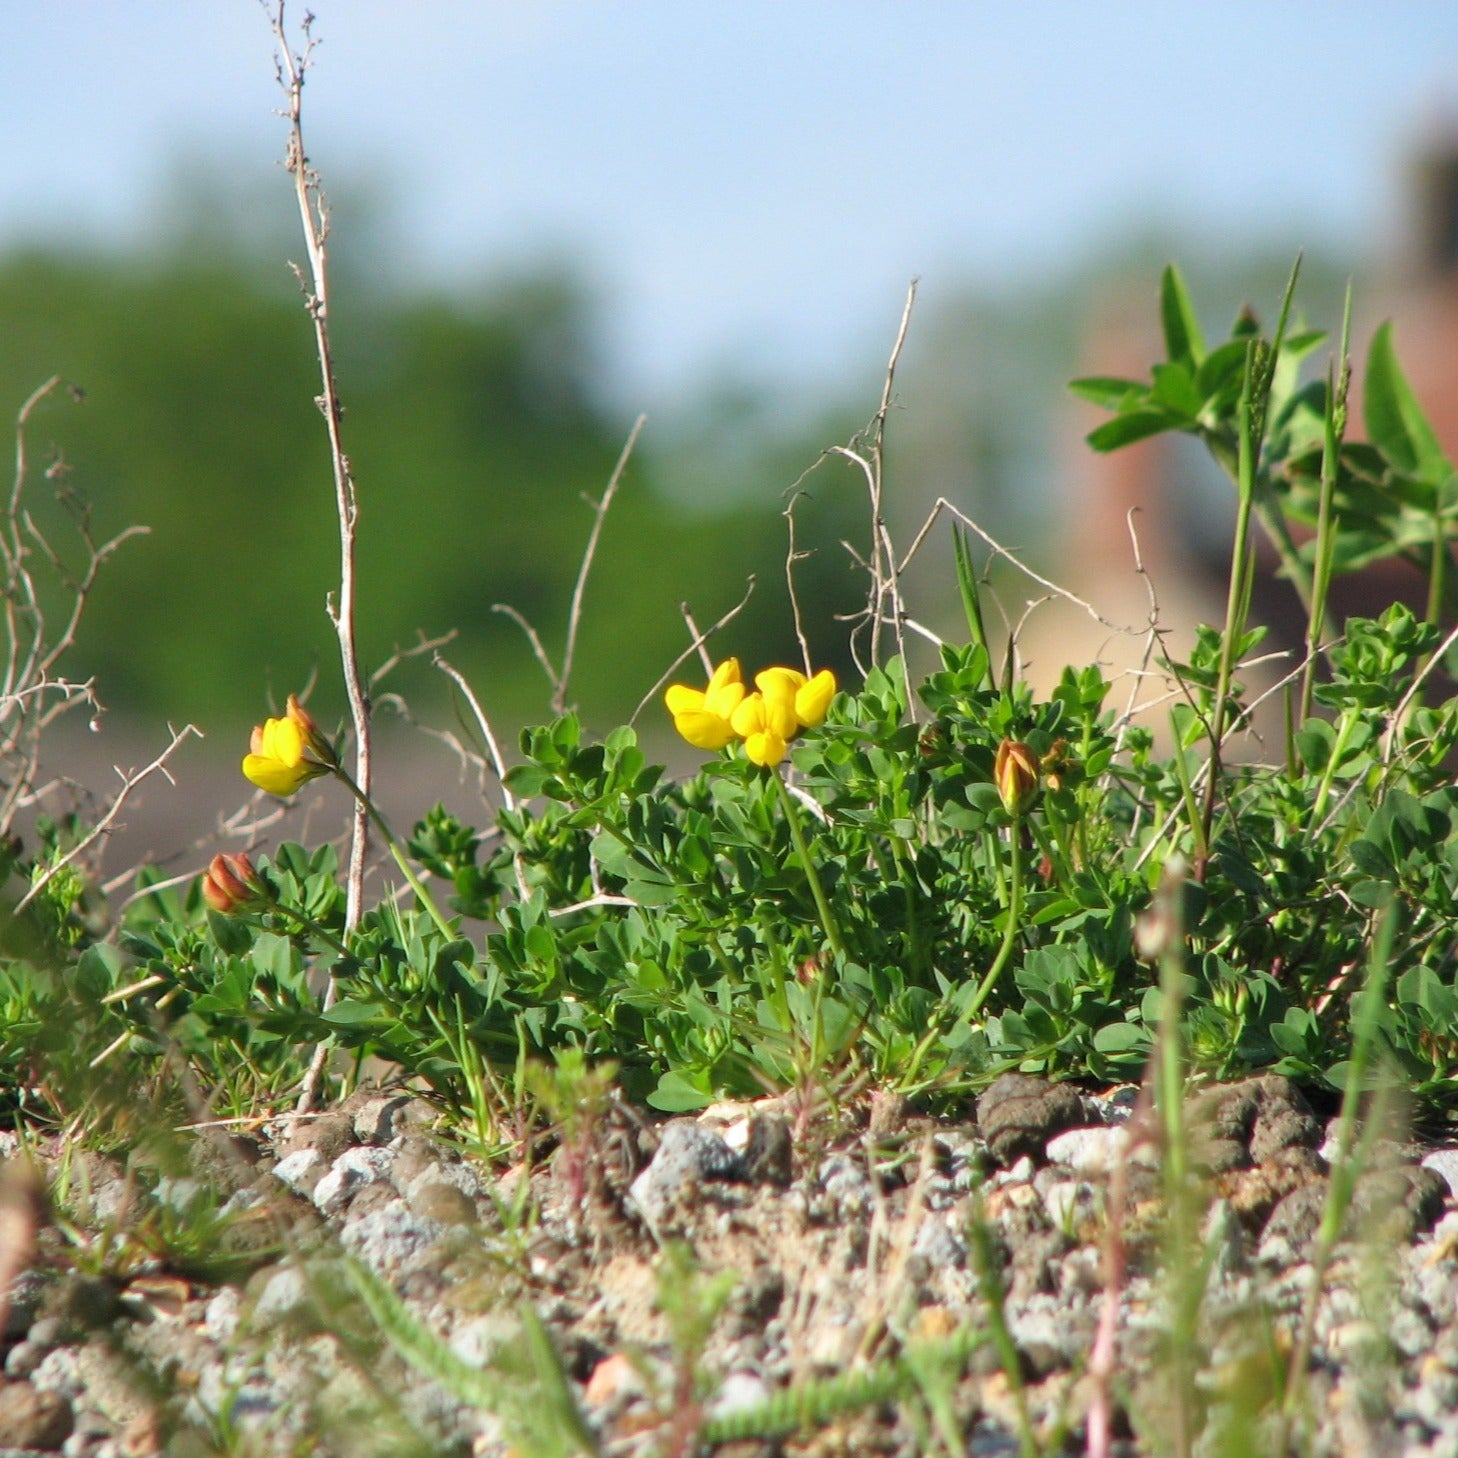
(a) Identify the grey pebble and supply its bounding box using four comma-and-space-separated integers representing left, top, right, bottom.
396, 1156, 484, 1204
353, 1094, 426, 1146
28, 1347, 82, 1402
448, 1314, 518, 1369
3, 1271, 46, 1341
4, 1341, 44, 1380
251, 1266, 310, 1327
407, 1181, 478, 1226
817, 1153, 874, 1219
0, 1378, 73, 1451
1037, 1176, 1098, 1231
627, 1121, 742, 1235
201, 1288, 241, 1345
741, 1114, 793, 1187
1389, 1299, 1436, 1360
909, 1214, 966, 1272
149, 1175, 203, 1214
22, 1319, 64, 1354
312, 1146, 396, 1215
1007, 1295, 1080, 1376
338, 1199, 446, 1275
1044, 1125, 1126, 1173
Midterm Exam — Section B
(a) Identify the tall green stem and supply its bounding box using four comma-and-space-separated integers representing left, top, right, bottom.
772, 771, 845, 959
332, 766, 457, 943
1199, 346, 1258, 867
964, 824, 1024, 1022
275, 904, 351, 959
1301, 285, 1353, 722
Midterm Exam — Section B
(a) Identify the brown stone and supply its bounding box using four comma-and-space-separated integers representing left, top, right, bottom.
976, 1074, 1084, 1167
0, 1381, 73, 1451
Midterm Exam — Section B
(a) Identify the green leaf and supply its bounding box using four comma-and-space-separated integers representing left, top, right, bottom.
250, 932, 300, 982
1150, 362, 1202, 419
622, 875, 682, 906
1194, 337, 1253, 401
1294, 719, 1334, 773
323, 998, 383, 1026
504, 764, 555, 798
1067, 375, 1147, 410
1365, 321, 1451, 482
1160, 263, 1206, 369
648, 1068, 714, 1112
1093, 1022, 1149, 1054
1086, 410, 1177, 453
77, 942, 127, 986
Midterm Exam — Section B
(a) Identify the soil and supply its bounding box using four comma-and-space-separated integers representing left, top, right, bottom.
2, 1073, 1457, 1457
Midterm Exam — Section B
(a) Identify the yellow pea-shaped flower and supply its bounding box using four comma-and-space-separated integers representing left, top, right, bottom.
665, 658, 745, 751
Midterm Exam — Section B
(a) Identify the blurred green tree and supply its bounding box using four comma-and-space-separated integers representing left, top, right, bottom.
0, 236, 864, 744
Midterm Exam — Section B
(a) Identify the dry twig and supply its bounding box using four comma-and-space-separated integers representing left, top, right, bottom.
491, 414, 644, 715
831, 280, 918, 689
2, 377, 149, 840
16, 724, 201, 913
268, 2, 371, 938
557, 415, 644, 713
630, 578, 758, 725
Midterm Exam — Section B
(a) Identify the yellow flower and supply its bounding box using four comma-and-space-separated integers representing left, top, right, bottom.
753, 666, 837, 730
665, 658, 837, 765
665, 658, 746, 750
994, 738, 1040, 816
731, 666, 837, 766
730, 691, 792, 767
242, 695, 335, 796
794, 668, 836, 728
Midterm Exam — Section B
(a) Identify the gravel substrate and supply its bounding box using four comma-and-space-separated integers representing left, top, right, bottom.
3, 1073, 1457, 1456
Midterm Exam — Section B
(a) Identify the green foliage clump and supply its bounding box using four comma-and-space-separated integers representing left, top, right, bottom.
6, 263, 1458, 1142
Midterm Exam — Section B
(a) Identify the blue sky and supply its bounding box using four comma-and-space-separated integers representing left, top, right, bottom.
4, 3, 1457, 406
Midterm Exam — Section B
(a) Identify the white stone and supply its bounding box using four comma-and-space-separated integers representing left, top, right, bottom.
1422, 1148, 1458, 1198
271, 1148, 325, 1198
1041, 1177, 1097, 1229
1044, 1124, 1156, 1173
252, 1266, 309, 1325
708, 1371, 771, 1420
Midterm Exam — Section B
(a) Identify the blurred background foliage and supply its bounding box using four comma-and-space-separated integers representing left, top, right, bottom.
0, 178, 1353, 760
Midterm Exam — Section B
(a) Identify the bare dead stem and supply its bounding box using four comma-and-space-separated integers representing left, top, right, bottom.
268, 2, 371, 939
629, 577, 758, 725
2, 377, 150, 842
556, 415, 644, 713
16, 724, 202, 913
831, 279, 918, 689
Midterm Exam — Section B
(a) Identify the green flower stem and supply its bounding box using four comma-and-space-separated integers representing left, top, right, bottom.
271, 903, 351, 959
1309, 706, 1360, 829
964, 821, 1024, 1022
331, 766, 457, 943
772, 770, 845, 959
1026, 816, 1069, 886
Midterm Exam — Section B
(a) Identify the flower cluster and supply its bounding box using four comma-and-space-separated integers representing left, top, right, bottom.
666, 658, 836, 767
242, 694, 337, 797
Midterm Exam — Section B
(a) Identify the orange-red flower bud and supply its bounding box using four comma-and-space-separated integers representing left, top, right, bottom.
994, 739, 1040, 816
201, 852, 267, 915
